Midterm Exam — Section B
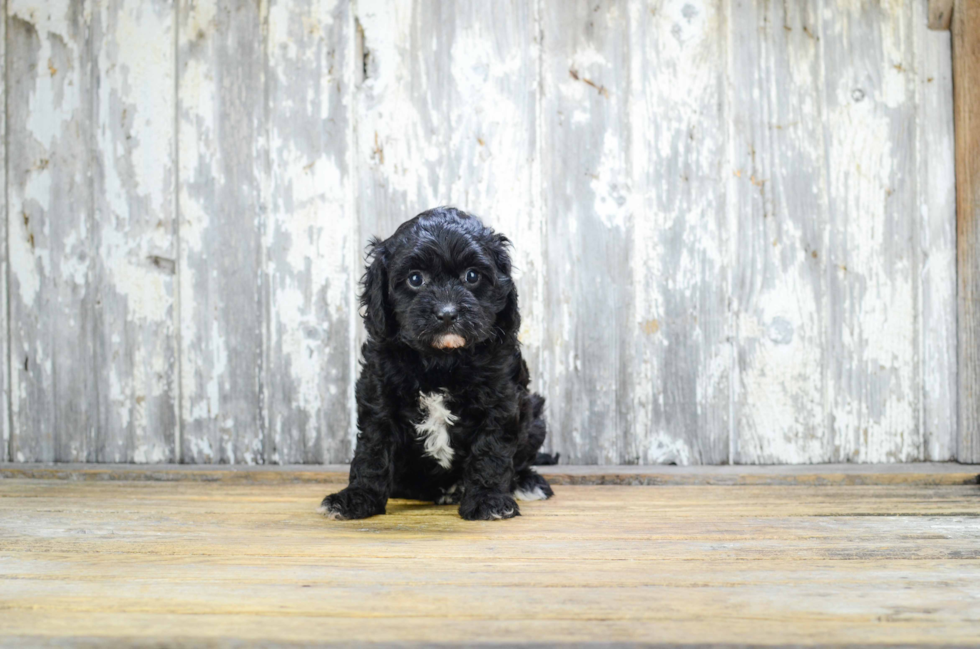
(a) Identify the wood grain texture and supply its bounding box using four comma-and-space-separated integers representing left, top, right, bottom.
1, 462, 977, 486
354, 0, 538, 256
264, 0, 355, 463
627, 1, 731, 465
1, 480, 980, 646
177, 0, 266, 463
7, 1, 99, 462
92, 0, 177, 462
7, 0, 178, 464
729, 0, 828, 464
954, 0, 980, 462
0, 0, 6, 463
929, 0, 955, 30
540, 1, 632, 464
0, 0, 962, 466
822, 2, 924, 462
916, 1, 958, 461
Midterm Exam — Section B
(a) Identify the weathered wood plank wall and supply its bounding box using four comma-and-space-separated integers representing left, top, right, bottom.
8, 0, 178, 463
1, 0, 960, 465
0, 0, 6, 465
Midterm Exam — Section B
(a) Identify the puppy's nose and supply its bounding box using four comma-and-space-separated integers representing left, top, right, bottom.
436, 304, 458, 324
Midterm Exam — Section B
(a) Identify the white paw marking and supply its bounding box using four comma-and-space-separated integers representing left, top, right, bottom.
513, 485, 549, 501
415, 390, 457, 469
317, 504, 345, 520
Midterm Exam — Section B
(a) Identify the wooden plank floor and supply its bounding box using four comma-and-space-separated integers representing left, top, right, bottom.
1, 476, 980, 647
3, 461, 979, 486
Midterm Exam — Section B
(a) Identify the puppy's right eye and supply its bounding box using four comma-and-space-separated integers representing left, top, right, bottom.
407, 272, 425, 288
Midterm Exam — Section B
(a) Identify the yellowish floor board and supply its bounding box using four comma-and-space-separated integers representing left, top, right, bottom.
1, 479, 979, 646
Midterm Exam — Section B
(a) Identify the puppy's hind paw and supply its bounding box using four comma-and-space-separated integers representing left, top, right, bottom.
513, 469, 554, 502
513, 485, 550, 502
435, 482, 464, 505
459, 492, 521, 521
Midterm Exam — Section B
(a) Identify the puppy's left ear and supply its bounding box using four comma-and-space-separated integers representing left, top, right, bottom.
489, 233, 521, 340
360, 238, 395, 341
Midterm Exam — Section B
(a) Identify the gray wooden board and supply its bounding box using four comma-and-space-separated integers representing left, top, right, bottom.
92, 0, 177, 462
539, 0, 632, 465
0, 0, 6, 462
264, 0, 355, 463
628, 0, 731, 465
729, 0, 830, 463
6, 0, 178, 463
177, 0, 266, 463
915, 1, 957, 461
822, 2, 922, 462
7, 0, 99, 462
0, 0, 964, 465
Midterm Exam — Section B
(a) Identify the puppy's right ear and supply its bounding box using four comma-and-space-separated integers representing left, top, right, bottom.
360, 238, 394, 340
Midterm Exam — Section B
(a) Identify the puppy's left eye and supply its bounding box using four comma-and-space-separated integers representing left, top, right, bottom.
464, 269, 480, 285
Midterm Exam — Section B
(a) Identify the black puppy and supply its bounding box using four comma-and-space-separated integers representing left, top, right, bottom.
319, 207, 553, 521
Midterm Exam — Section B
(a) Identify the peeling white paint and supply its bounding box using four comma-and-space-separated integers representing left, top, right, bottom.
626, 0, 730, 464
914, 3, 957, 461
3, 0, 959, 466
9, 210, 40, 309
591, 131, 630, 231
263, 0, 355, 463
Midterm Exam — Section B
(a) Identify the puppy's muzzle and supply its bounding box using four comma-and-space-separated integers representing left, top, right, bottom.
433, 333, 466, 349
432, 304, 465, 349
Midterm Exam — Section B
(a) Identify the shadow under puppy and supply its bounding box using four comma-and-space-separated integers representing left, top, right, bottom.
320, 207, 554, 521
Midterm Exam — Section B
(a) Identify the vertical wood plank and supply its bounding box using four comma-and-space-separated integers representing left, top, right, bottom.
91, 0, 177, 462
915, 0, 957, 461
355, 1, 538, 252
822, 1, 920, 462
354, 0, 542, 453
265, 0, 354, 463
7, 0, 97, 462
0, 0, 7, 463
177, 0, 266, 464
728, 0, 830, 463
953, 0, 980, 462
627, 0, 730, 464
539, 1, 631, 464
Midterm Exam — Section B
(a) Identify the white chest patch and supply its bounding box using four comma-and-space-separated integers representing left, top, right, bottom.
415, 391, 457, 469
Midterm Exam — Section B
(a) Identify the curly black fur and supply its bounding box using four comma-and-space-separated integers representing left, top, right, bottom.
319, 207, 553, 521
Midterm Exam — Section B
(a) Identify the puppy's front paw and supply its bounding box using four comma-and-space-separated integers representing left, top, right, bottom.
318, 488, 386, 520
459, 491, 520, 521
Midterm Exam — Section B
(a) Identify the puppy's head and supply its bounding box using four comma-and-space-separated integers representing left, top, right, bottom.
361, 207, 519, 352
